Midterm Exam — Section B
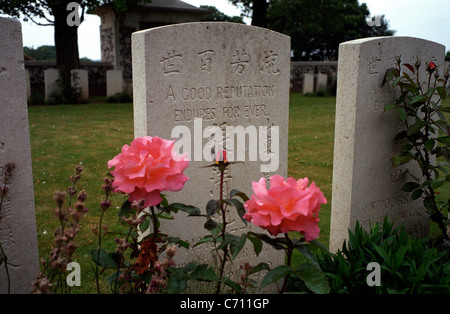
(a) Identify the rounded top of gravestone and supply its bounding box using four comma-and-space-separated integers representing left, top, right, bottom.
133, 21, 291, 41
341, 36, 444, 48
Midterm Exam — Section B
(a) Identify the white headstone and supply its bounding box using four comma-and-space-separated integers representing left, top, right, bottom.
302, 73, 314, 94
106, 69, 124, 97
0, 17, 40, 294
316, 73, 327, 92
44, 68, 59, 100
329, 36, 445, 252
132, 22, 290, 290
71, 69, 89, 100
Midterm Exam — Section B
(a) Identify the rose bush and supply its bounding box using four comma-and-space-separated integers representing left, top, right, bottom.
243, 175, 327, 241
108, 136, 189, 207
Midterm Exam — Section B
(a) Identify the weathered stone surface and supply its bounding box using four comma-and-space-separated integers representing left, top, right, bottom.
329, 36, 445, 252
0, 17, 40, 294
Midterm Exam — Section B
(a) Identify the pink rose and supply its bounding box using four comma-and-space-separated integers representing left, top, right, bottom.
108, 136, 189, 207
243, 175, 327, 241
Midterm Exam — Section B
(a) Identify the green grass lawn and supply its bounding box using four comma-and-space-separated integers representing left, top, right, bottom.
27, 94, 336, 293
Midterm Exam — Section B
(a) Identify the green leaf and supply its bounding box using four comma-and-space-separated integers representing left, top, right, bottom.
169, 203, 201, 216
402, 182, 420, 192
407, 121, 427, 136
230, 189, 249, 202
204, 218, 218, 231
392, 76, 402, 87
206, 200, 220, 219
437, 136, 450, 146
293, 264, 330, 294
222, 277, 242, 293
167, 237, 190, 249
230, 198, 247, 224
436, 86, 447, 100
382, 67, 397, 86
118, 199, 132, 218
157, 211, 174, 220
412, 188, 423, 200
423, 197, 435, 212
394, 131, 407, 141
391, 154, 412, 167
398, 107, 407, 122
139, 216, 151, 233
194, 235, 215, 247
295, 245, 319, 266
88, 248, 120, 268
401, 73, 418, 90
425, 87, 435, 99
434, 120, 449, 133
247, 232, 285, 250
247, 262, 271, 276
247, 233, 263, 256
309, 239, 332, 255
410, 95, 428, 105
424, 139, 435, 152
260, 265, 292, 289
190, 264, 218, 282
384, 103, 398, 112
430, 179, 443, 189
230, 234, 247, 259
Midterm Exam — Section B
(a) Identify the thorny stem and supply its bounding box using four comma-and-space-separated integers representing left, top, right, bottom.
215, 169, 228, 294
150, 206, 158, 241
280, 233, 294, 294
113, 225, 133, 294
0, 163, 14, 294
95, 209, 106, 294
0, 245, 10, 294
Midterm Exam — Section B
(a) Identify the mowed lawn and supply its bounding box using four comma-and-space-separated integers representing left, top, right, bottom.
27, 94, 335, 293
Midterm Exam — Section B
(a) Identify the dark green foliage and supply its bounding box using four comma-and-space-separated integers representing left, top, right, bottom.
107, 92, 133, 103
317, 218, 450, 294
199, 5, 245, 23
266, 0, 394, 61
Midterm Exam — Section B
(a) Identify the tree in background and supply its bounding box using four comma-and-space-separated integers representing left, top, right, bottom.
0, 0, 146, 102
229, 0, 271, 27
230, 0, 394, 61
200, 5, 244, 23
24, 45, 56, 61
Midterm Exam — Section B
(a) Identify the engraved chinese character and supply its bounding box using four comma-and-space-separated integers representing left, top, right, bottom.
230, 48, 250, 74
0, 198, 12, 219
0, 227, 15, 248
198, 50, 215, 72
160, 50, 183, 74
260, 50, 280, 75
368, 57, 381, 75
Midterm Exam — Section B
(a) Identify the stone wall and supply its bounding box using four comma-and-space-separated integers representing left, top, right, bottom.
25, 61, 114, 98
25, 61, 339, 101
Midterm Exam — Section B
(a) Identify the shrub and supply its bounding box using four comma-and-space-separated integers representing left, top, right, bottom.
317, 217, 450, 294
